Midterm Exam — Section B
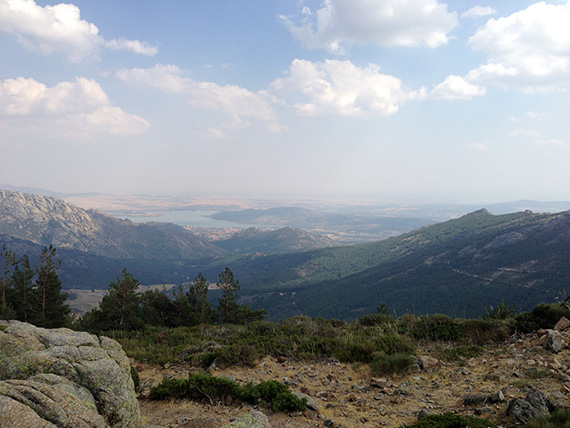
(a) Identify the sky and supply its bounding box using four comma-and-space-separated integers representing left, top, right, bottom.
1, 0, 570, 203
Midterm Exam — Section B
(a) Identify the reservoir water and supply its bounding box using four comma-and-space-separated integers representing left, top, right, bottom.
109, 210, 269, 229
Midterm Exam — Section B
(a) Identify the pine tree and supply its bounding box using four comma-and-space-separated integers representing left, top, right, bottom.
29, 246, 70, 328
98, 269, 143, 330
11, 255, 34, 323
216, 267, 240, 324
187, 273, 212, 325
172, 285, 196, 326
0, 246, 17, 320
140, 288, 176, 326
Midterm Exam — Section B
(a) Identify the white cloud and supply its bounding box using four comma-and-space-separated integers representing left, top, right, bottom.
461, 6, 495, 19
106, 38, 158, 56
430, 75, 486, 99
280, 0, 458, 53
467, 1, 570, 91
0, 76, 150, 136
116, 64, 285, 131
0, 0, 157, 61
272, 59, 426, 117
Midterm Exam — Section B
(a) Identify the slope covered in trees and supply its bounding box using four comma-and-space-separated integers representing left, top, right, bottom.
201, 209, 570, 319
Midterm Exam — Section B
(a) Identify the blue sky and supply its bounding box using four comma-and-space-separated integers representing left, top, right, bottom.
1, 0, 569, 203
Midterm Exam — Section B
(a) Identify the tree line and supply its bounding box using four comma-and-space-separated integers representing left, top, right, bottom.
1, 246, 266, 331
1, 245, 70, 328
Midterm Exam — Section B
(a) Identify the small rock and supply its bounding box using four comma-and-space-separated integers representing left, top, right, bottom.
489, 390, 505, 403
417, 409, 433, 420
475, 406, 494, 415
464, 393, 489, 406
293, 391, 318, 411
483, 371, 503, 382
417, 356, 442, 370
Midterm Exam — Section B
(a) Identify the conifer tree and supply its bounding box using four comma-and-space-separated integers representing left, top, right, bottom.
216, 267, 240, 324
172, 284, 195, 326
0, 246, 17, 320
12, 255, 34, 323
187, 273, 212, 325
140, 288, 176, 326
30, 245, 70, 328
97, 269, 143, 330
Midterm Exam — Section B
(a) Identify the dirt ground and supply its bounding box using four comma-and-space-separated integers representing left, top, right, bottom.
137, 336, 570, 427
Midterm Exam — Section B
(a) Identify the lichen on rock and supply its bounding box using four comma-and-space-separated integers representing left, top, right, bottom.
0, 320, 141, 428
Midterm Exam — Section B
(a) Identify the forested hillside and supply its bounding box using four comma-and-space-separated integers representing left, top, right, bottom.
201, 209, 570, 319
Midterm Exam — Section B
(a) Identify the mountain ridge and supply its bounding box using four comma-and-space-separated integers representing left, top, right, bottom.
0, 189, 224, 260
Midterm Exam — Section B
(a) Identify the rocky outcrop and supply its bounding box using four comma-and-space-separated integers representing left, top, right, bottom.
506, 387, 554, 424
0, 320, 141, 427
0, 189, 223, 260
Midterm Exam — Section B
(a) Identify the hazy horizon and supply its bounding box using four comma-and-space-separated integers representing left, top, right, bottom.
1, 1, 569, 202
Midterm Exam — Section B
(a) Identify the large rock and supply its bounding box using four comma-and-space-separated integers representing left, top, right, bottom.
0, 320, 141, 427
506, 387, 553, 424
538, 329, 565, 353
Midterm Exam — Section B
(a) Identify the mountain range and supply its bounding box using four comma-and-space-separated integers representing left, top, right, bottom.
1, 188, 569, 320
0, 189, 333, 287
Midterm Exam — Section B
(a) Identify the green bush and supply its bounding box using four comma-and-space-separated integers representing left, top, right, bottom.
483, 300, 518, 320
358, 313, 393, 327
515, 304, 570, 334
436, 345, 483, 363
525, 408, 570, 428
458, 318, 512, 345
525, 367, 552, 379
149, 373, 307, 412
371, 352, 416, 375
241, 380, 307, 412
411, 314, 460, 341
400, 412, 497, 428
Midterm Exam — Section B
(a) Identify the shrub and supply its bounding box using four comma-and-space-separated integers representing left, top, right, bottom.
483, 299, 519, 320
436, 345, 483, 363
525, 367, 552, 379
411, 314, 460, 341
358, 313, 393, 327
215, 341, 262, 367
371, 352, 416, 375
376, 333, 416, 355
241, 380, 307, 412
525, 408, 570, 428
458, 318, 512, 345
515, 304, 570, 334
149, 373, 307, 412
400, 412, 497, 428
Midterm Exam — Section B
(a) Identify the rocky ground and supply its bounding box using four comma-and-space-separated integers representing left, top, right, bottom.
137, 330, 570, 428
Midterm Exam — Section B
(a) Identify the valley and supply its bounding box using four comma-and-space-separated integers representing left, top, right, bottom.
2, 187, 570, 321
